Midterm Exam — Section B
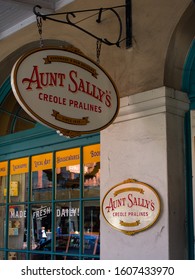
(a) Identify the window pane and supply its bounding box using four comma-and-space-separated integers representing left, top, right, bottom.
56, 166, 80, 199
83, 144, 100, 198
56, 148, 80, 200
84, 201, 100, 258
0, 206, 6, 251
0, 177, 7, 203
0, 91, 36, 136
9, 157, 29, 203
55, 201, 80, 235
55, 201, 80, 259
0, 161, 8, 203
32, 170, 53, 201
30, 203, 52, 250
8, 204, 27, 250
9, 174, 29, 203
31, 153, 53, 201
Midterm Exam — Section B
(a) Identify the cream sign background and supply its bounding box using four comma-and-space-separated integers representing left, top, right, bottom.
102, 179, 161, 235
11, 47, 119, 137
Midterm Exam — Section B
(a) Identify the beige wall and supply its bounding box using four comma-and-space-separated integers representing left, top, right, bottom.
0, 0, 193, 98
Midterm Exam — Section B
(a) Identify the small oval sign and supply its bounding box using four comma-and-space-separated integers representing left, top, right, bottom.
11, 47, 119, 137
102, 179, 161, 235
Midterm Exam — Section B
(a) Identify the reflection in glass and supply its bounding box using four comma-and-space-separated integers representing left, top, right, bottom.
84, 162, 100, 198
32, 170, 52, 201
55, 201, 80, 258
30, 203, 52, 250
55, 202, 80, 235
56, 166, 80, 200
83, 201, 100, 258
83, 144, 100, 198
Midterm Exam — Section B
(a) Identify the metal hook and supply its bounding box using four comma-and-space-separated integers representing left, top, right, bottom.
33, 4, 130, 48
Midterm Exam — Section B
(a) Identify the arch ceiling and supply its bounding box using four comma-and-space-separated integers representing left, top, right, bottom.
0, 0, 195, 98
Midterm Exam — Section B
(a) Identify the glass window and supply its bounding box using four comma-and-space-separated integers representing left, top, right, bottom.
9, 158, 29, 203
55, 201, 80, 235
54, 201, 80, 259
0, 161, 8, 203
8, 204, 28, 250
83, 201, 100, 259
31, 153, 53, 201
0, 142, 100, 260
0, 206, 6, 255
0, 90, 36, 137
56, 148, 80, 200
83, 144, 100, 198
30, 203, 52, 251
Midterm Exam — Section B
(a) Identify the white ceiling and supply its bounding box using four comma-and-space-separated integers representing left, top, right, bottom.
0, 0, 74, 39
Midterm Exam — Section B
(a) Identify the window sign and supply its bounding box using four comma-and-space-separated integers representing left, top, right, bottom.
56, 148, 80, 168
10, 157, 28, 175
31, 153, 52, 172
84, 144, 100, 164
0, 161, 8, 177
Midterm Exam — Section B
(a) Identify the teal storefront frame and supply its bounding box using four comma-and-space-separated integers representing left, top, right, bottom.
0, 77, 100, 260
182, 39, 195, 260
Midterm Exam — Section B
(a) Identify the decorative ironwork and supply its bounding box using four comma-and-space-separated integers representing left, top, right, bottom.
33, 0, 132, 48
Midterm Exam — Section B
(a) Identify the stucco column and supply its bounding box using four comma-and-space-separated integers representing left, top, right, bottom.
100, 86, 189, 260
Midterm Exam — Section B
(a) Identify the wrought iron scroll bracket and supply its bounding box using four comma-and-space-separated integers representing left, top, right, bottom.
33, 0, 132, 48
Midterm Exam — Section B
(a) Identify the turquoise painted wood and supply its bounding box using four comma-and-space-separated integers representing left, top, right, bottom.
182, 40, 195, 260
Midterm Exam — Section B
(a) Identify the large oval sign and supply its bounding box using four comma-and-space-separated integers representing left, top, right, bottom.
102, 179, 161, 235
11, 47, 119, 137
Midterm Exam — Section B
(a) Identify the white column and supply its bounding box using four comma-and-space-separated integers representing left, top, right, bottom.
100, 87, 189, 260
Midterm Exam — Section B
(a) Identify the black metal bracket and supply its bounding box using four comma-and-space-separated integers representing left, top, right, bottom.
33, 0, 132, 48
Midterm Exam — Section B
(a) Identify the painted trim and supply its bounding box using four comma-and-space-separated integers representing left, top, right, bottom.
0, 76, 11, 103
182, 40, 195, 260
184, 112, 194, 260
182, 40, 195, 108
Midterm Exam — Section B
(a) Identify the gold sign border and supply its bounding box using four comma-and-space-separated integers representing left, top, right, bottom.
101, 178, 161, 236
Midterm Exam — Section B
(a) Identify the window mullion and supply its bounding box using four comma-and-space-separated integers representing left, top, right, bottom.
79, 146, 84, 258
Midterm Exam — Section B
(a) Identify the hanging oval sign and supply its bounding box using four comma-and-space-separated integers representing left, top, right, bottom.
102, 179, 161, 235
11, 47, 119, 137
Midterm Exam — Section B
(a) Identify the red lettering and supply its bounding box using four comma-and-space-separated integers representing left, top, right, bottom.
22, 66, 42, 90
38, 93, 66, 105
68, 70, 78, 93
105, 91, 112, 107
22, 66, 66, 90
